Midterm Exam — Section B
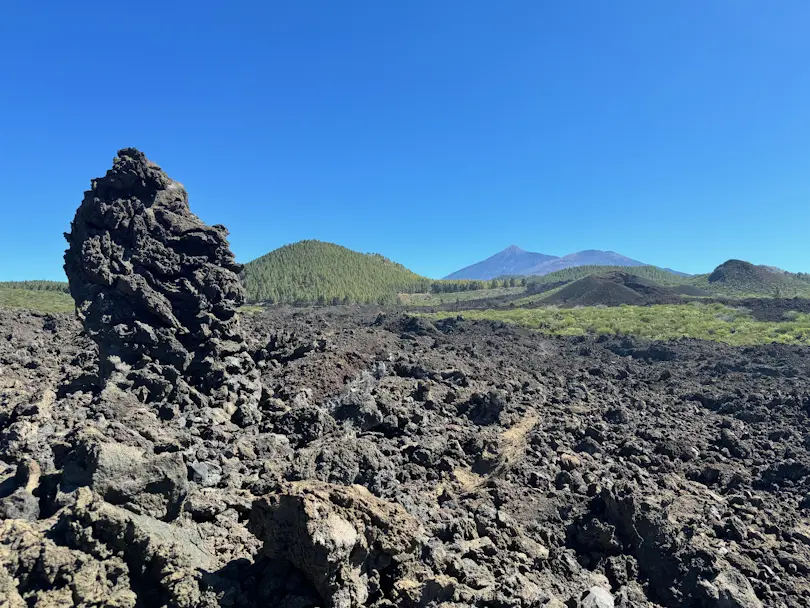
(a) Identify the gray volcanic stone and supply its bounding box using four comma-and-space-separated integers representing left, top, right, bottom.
0, 489, 39, 521
60, 427, 188, 520
63, 148, 261, 423
580, 587, 615, 608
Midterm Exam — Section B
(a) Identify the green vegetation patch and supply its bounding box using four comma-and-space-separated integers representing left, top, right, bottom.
428, 303, 810, 346
0, 287, 75, 313
0, 280, 70, 293
510, 285, 567, 306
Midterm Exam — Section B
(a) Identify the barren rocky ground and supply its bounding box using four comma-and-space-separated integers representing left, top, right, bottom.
2, 305, 810, 607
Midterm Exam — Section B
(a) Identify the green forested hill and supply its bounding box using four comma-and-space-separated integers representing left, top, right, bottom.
5, 253, 809, 312
243, 240, 434, 304
0, 244, 501, 309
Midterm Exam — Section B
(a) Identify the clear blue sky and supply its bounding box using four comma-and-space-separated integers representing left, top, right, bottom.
1, 1, 808, 281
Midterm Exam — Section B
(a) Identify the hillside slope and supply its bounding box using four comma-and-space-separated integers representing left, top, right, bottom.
527, 250, 645, 275
527, 265, 688, 289
691, 259, 810, 297
528, 261, 810, 299
243, 240, 432, 304
0, 284, 74, 312
0, 281, 73, 313
542, 271, 683, 307
444, 246, 558, 280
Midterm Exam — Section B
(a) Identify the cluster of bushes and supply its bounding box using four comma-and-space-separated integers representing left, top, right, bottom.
429, 303, 810, 346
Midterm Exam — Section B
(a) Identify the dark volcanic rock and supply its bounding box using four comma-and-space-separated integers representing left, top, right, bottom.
63, 148, 261, 423
60, 427, 188, 520
4, 299, 810, 606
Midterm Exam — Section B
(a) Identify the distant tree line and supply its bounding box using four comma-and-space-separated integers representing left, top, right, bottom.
430, 277, 527, 293
0, 280, 70, 293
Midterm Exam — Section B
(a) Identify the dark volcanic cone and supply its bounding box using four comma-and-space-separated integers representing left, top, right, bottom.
64, 148, 261, 424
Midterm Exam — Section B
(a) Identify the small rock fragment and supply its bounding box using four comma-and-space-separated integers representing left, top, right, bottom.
188, 461, 223, 488
580, 586, 615, 608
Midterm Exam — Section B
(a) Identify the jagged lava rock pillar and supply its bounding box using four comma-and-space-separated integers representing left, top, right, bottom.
64, 148, 261, 424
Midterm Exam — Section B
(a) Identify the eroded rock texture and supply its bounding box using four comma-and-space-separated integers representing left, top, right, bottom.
249, 480, 425, 607
63, 148, 261, 423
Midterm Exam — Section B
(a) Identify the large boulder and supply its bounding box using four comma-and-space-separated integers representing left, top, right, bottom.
60, 427, 188, 520
63, 148, 261, 424
0, 517, 136, 607
63, 488, 217, 608
249, 480, 425, 608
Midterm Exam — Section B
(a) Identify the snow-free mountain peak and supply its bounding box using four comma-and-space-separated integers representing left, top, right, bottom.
443, 246, 558, 280
445, 247, 650, 280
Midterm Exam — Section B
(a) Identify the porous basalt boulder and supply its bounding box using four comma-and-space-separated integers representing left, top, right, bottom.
63, 148, 261, 423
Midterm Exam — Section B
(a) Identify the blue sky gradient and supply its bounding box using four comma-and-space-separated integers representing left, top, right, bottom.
1, 1, 808, 280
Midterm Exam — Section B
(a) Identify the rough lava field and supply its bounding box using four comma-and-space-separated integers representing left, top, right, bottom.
2, 150, 810, 607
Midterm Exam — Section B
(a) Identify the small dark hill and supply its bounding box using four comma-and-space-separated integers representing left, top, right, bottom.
704, 260, 800, 296
243, 240, 431, 304
709, 260, 779, 286
542, 271, 683, 307
526, 265, 689, 289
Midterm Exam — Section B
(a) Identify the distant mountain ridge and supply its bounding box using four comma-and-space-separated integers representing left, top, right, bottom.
444, 245, 558, 280
444, 246, 648, 280
527, 250, 645, 276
